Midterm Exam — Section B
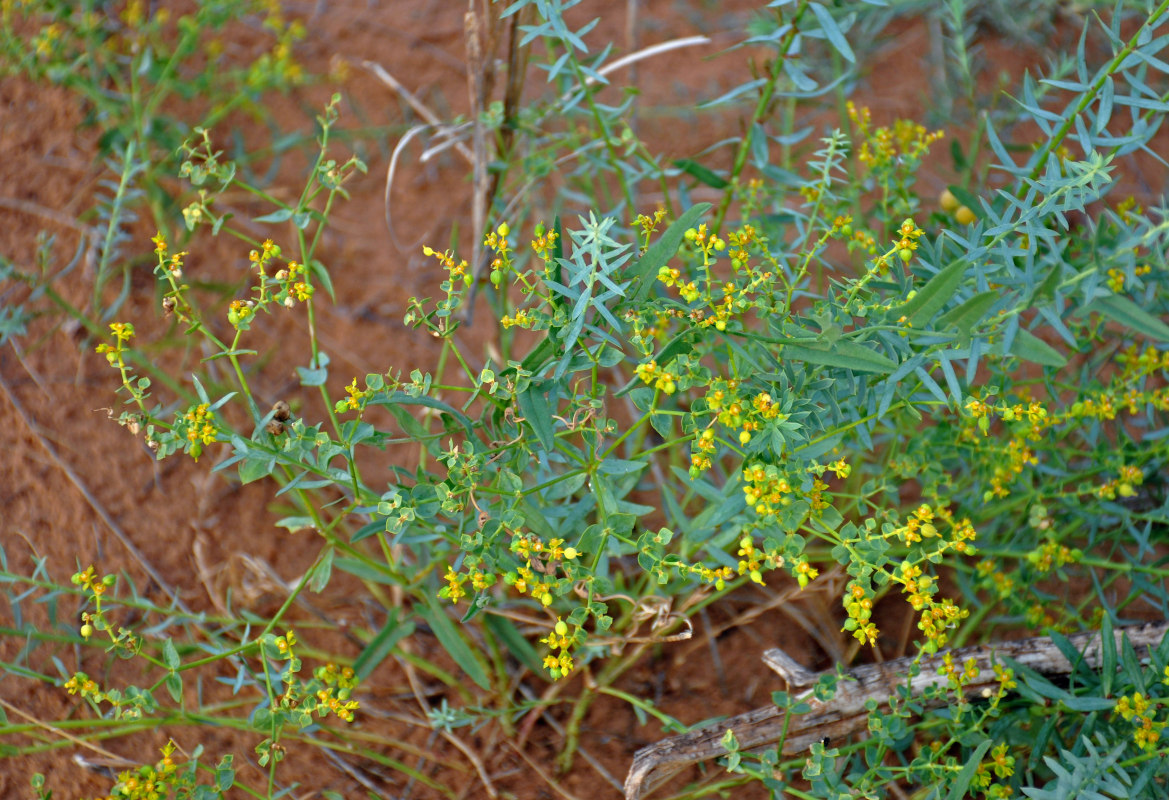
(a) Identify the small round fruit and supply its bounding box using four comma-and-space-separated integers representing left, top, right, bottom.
899, 248, 913, 263
955, 205, 977, 225
940, 189, 960, 213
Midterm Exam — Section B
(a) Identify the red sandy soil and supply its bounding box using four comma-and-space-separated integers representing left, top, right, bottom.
0, 2, 1133, 798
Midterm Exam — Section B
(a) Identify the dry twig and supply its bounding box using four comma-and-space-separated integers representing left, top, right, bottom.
623, 619, 1169, 800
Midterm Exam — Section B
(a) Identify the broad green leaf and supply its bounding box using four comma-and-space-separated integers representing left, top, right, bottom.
163, 638, 181, 670
518, 336, 559, 375
936, 290, 998, 333
308, 547, 334, 593
253, 208, 293, 224
420, 597, 491, 691
165, 672, 183, 704
598, 458, 647, 476
899, 260, 966, 327
386, 404, 439, 456
297, 352, 330, 386
630, 203, 712, 302
516, 381, 555, 451
353, 609, 415, 681
1007, 329, 1067, 368
783, 340, 896, 374
239, 455, 275, 484
1084, 293, 1169, 341
215, 756, 235, 791
374, 392, 474, 438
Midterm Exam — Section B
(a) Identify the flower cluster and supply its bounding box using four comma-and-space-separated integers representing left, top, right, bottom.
64, 672, 107, 704
1096, 464, 1144, 500
95, 322, 135, 370
635, 359, 679, 395
1114, 692, 1166, 752
972, 742, 1017, 798
541, 618, 577, 679
1025, 540, 1082, 574
848, 102, 945, 171
939, 652, 980, 690
484, 222, 512, 287
103, 740, 186, 800
310, 662, 361, 722
735, 535, 785, 585
176, 402, 218, 460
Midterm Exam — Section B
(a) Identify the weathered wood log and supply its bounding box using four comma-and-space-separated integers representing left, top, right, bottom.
623, 620, 1169, 800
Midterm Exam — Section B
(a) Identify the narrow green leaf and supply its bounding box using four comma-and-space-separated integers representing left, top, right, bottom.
783, 340, 896, 374
945, 739, 993, 800
1084, 294, 1169, 342
1061, 695, 1116, 712
310, 258, 336, 302
353, 609, 415, 681
484, 613, 545, 676
1101, 615, 1116, 697
900, 260, 966, 327
630, 203, 712, 302
673, 158, 728, 189
1121, 636, 1145, 692
420, 597, 491, 691
1007, 329, 1067, 368
808, 2, 855, 63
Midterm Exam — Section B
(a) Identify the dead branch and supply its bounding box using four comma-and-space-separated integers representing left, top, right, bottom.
623, 619, 1169, 800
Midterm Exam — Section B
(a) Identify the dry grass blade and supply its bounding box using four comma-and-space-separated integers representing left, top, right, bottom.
361, 59, 474, 164
383, 124, 438, 251
556, 35, 711, 106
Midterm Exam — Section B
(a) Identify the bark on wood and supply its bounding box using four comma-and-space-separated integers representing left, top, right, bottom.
623, 620, 1169, 800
